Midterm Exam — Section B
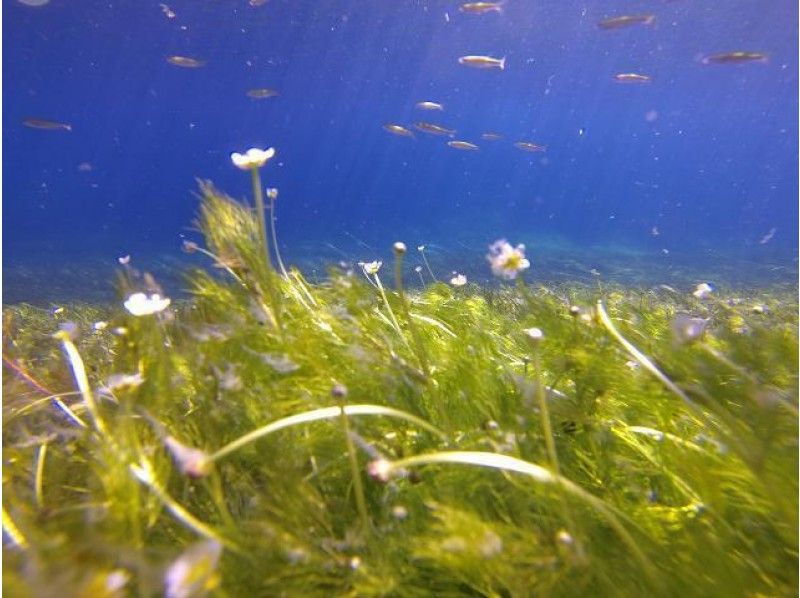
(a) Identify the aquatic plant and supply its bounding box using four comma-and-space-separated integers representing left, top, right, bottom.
2, 177, 797, 597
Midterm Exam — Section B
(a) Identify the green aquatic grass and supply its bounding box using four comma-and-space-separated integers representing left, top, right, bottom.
2, 182, 797, 597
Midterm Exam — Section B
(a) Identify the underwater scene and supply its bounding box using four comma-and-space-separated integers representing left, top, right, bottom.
3, 0, 798, 596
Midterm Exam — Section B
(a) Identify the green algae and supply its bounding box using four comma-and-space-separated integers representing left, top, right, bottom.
3, 182, 797, 597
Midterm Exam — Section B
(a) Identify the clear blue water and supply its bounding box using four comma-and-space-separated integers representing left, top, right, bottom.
4, 0, 797, 303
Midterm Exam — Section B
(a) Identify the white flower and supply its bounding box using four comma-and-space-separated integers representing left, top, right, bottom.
266, 187, 279, 199
361, 260, 382, 275
124, 292, 171, 316
164, 539, 222, 598
230, 147, 275, 170
450, 274, 467, 286
523, 327, 544, 341
692, 283, 713, 299
164, 436, 212, 478
487, 239, 530, 280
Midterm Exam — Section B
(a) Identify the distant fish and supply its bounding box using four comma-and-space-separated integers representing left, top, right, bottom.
481, 132, 503, 141
702, 51, 768, 65
166, 55, 206, 68
459, 2, 504, 14
415, 101, 444, 111
447, 140, 479, 151
514, 141, 546, 152
383, 123, 415, 138
159, 3, 176, 18
246, 88, 279, 99
759, 227, 777, 245
249, 0, 269, 6
458, 55, 506, 70
614, 72, 652, 83
414, 122, 456, 137
597, 14, 655, 30
22, 118, 72, 131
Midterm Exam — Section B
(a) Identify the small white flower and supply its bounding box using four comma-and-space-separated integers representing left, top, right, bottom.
164, 539, 222, 598
361, 260, 382, 275
692, 282, 713, 299
367, 458, 393, 482
93, 321, 108, 331
524, 327, 544, 341
266, 187, 279, 199
124, 292, 171, 316
164, 436, 212, 478
487, 239, 530, 280
230, 147, 275, 170
450, 273, 467, 286
118, 255, 131, 265
414, 266, 423, 273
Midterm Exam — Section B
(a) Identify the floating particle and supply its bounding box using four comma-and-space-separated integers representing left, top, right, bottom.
645, 109, 658, 122
77, 162, 93, 172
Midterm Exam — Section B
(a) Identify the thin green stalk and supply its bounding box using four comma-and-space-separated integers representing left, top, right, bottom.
419, 247, 438, 282
129, 458, 236, 551
394, 246, 430, 374
373, 273, 405, 337
596, 301, 699, 412
249, 166, 282, 329
208, 404, 446, 464
34, 443, 47, 508
54, 332, 111, 440
336, 394, 371, 536
250, 167, 270, 267
379, 450, 658, 586
269, 194, 289, 279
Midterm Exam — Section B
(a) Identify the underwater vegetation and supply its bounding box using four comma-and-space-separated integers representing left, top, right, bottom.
2, 153, 797, 597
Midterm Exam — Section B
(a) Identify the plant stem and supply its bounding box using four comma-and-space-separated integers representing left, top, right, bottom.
269, 195, 289, 279
337, 402, 371, 536
394, 251, 430, 375
250, 167, 271, 268
250, 166, 282, 329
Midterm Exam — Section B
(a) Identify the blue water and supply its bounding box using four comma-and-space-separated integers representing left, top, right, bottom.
4, 0, 798, 303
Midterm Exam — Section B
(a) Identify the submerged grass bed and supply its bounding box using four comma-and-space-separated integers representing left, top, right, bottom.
3, 179, 797, 597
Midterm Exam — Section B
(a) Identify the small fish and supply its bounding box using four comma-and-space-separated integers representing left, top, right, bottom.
246, 88, 279, 99
447, 140, 479, 151
383, 123, 415, 138
249, 0, 269, 5
459, 1, 504, 14
598, 14, 655, 29
614, 72, 652, 83
458, 55, 506, 70
414, 122, 456, 137
415, 101, 444, 111
702, 51, 768, 65
481, 132, 503, 141
159, 3, 176, 18
22, 118, 72, 131
514, 141, 546, 152
759, 227, 777, 244
166, 55, 205, 68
